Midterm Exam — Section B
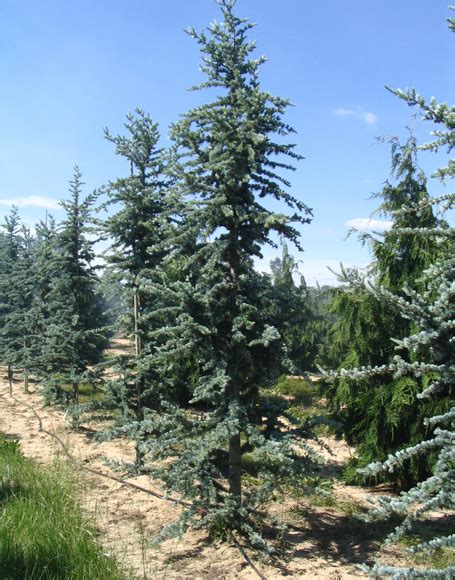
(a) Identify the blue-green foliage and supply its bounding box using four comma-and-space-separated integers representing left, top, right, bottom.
100, 109, 179, 464
39, 167, 109, 400
0, 209, 33, 389
329, 10, 454, 576
113, 0, 316, 550
267, 244, 322, 373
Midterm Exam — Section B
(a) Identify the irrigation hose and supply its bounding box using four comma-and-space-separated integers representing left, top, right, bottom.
7, 386, 268, 580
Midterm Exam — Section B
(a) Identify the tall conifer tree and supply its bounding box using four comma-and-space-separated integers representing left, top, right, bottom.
269, 244, 319, 373
8, 225, 37, 393
102, 109, 173, 464
324, 136, 445, 486
329, 10, 454, 576
41, 168, 108, 401
140, 0, 313, 547
0, 208, 23, 391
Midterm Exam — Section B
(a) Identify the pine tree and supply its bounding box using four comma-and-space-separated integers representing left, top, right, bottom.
268, 244, 319, 373
137, 0, 313, 549
29, 216, 61, 378
324, 136, 445, 486
101, 109, 175, 464
8, 225, 37, 393
40, 167, 108, 402
0, 208, 23, 392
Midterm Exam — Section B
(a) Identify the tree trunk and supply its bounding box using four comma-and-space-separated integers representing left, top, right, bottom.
229, 429, 242, 499
24, 370, 29, 394
133, 289, 142, 358
228, 251, 242, 502
228, 359, 242, 500
133, 287, 145, 467
135, 441, 144, 467
7, 364, 13, 396
72, 381, 79, 403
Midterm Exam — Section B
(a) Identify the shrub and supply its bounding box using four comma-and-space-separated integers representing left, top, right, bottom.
274, 375, 316, 406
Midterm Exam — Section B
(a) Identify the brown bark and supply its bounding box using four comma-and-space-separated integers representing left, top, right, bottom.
133, 287, 145, 467
133, 289, 142, 358
72, 382, 79, 403
7, 365, 13, 396
135, 442, 144, 467
228, 246, 242, 501
229, 430, 242, 499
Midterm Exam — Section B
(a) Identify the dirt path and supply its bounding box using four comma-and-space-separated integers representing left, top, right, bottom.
0, 378, 416, 579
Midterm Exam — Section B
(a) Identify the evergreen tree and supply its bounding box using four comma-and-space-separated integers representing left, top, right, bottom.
0, 208, 23, 392
305, 284, 337, 370
268, 244, 319, 373
8, 225, 37, 393
101, 108, 175, 464
138, 0, 313, 549
0, 211, 41, 393
41, 167, 108, 401
324, 136, 445, 486
29, 217, 61, 378
331, 10, 454, 576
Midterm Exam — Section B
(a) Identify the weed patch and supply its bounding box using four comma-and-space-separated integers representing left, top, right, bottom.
0, 433, 126, 579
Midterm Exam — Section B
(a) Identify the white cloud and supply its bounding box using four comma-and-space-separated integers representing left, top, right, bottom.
346, 217, 393, 231
333, 107, 379, 126
0, 195, 60, 209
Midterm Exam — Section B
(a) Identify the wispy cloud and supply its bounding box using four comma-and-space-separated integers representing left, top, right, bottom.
0, 195, 60, 209
333, 107, 379, 126
346, 217, 393, 231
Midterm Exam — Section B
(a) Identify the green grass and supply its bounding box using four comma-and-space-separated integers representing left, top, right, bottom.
397, 521, 455, 570
274, 375, 316, 406
283, 473, 367, 515
44, 379, 106, 403
0, 434, 127, 579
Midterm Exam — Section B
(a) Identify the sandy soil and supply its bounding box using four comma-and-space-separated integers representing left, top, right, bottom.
0, 373, 423, 579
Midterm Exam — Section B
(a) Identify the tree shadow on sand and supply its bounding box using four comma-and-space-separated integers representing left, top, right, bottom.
277, 505, 455, 573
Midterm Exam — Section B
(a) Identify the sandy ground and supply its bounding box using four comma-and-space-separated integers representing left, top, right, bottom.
0, 373, 422, 579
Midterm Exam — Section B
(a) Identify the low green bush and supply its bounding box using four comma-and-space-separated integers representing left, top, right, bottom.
274, 375, 316, 406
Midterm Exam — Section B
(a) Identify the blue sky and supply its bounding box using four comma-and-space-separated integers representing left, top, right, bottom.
0, 0, 453, 285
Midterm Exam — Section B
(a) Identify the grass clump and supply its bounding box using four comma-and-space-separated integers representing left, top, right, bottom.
0, 433, 126, 579
274, 375, 316, 406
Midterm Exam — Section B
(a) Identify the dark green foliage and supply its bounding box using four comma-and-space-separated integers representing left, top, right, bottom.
0, 434, 125, 579
324, 137, 446, 487
274, 375, 316, 406
358, 202, 455, 577
306, 284, 338, 369
332, 12, 454, 575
